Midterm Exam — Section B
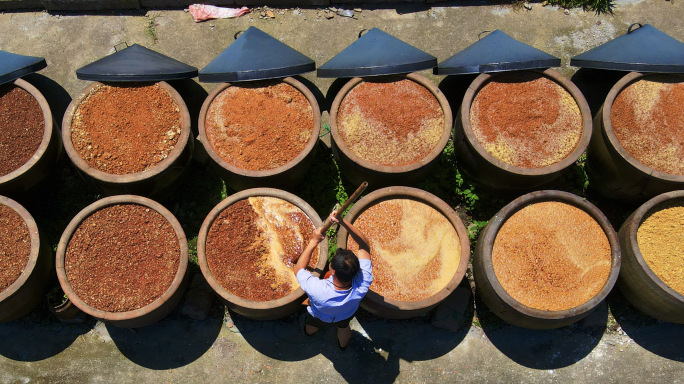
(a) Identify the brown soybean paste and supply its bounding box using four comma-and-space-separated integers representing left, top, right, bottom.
0, 204, 31, 293
336, 78, 445, 167
470, 72, 583, 168
0, 84, 45, 176
492, 201, 612, 311
71, 83, 182, 175
347, 199, 461, 301
206, 197, 318, 301
611, 76, 684, 175
637, 203, 684, 295
65, 204, 180, 312
204, 82, 314, 171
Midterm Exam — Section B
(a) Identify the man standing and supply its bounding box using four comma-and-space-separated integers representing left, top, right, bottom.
294, 210, 372, 351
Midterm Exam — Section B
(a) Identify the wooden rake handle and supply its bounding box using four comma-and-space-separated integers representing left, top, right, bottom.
292, 181, 368, 264
321, 181, 368, 231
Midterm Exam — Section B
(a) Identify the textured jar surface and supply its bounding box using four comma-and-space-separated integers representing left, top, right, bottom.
205, 81, 314, 171
347, 198, 460, 301
470, 71, 583, 169
71, 83, 182, 175
492, 201, 612, 311
206, 196, 318, 301
0, 84, 45, 176
0, 203, 31, 293
65, 204, 181, 312
637, 202, 684, 295
337, 78, 445, 167
610, 75, 684, 176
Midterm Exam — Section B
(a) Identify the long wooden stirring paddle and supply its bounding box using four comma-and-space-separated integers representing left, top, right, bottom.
292, 181, 368, 263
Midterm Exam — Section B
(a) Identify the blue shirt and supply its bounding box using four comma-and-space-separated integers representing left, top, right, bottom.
296, 259, 373, 323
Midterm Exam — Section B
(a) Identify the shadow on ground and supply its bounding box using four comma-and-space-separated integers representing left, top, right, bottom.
106, 308, 223, 370
22, 0, 519, 16
231, 311, 403, 382
323, 78, 351, 113
168, 79, 209, 140
0, 306, 91, 362
356, 301, 473, 362
233, 290, 473, 383
570, 68, 626, 117
319, 326, 401, 384
607, 290, 684, 362
229, 310, 321, 361
295, 75, 327, 115
437, 74, 478, 116
477, 292, 607, 369
22, 73, 73, 127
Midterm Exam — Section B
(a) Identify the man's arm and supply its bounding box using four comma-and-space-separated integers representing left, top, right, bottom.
332, 211, 371, 260
294, 227, 324, 276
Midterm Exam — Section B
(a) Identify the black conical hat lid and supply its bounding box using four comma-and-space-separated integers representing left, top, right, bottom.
317, 28, 437, 78
0, 50, 47, 85
199, 27, 315, 83
570, 24, 684, 73
435, 30, 560, 75
76, 44, 197, 82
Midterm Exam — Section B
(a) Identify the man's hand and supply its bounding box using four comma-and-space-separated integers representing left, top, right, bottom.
312, 227, 325, 244
295, 227, 325, 274
329, 210, 340, 224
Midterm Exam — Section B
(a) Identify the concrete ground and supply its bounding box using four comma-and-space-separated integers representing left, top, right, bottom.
1, 1, 683, 383
0, 292, 682, 383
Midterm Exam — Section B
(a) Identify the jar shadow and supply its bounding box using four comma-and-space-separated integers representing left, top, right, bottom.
167, 79, 208, 140
354, 287, 474, 362
292, 75, 326, 114
320, 327, 400, 384
324, 78, 352, 113
229, 309, 320, 361
21, 73, 72, 128
570, 68, 625, 117
0, 304, 90, 361
607, 289, 684, 362
229, 307, 401, 383
105, 305, 223, 370
437, 74, 478, 115
476, 291, 607, 369
165, 161, 226, 243
22, 164, 100, 247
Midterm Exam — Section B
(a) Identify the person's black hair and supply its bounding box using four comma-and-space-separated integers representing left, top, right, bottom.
331, 248, 360, 283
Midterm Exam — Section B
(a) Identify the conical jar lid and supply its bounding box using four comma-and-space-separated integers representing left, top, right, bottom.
76, 44, 198, 82
199, 27, 315, 83
435, 30, 560, 75
0, 50, 47, 85
317, 28, 437, 78
570, 24, 684, 73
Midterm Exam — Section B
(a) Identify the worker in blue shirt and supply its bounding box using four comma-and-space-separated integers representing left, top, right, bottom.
294, 210, 372, 351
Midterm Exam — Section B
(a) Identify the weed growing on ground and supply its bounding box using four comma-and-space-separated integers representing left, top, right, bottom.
187, 237, 198, 266
47, 286, 69, 307
145, 12, 161, 43
512, 0, 530, 12
546, 0, 615, 14
467, 220, 488, 242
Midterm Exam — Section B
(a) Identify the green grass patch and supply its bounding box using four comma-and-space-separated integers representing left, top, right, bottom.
545, 0, 615, 14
